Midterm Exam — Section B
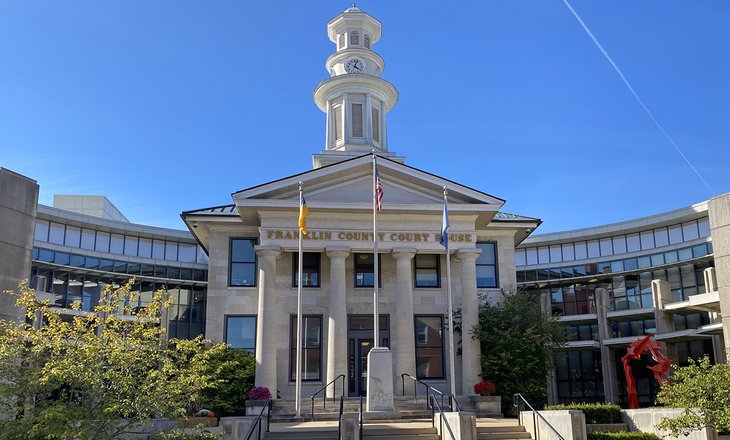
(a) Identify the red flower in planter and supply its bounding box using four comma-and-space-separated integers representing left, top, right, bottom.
473, 381, 496, 396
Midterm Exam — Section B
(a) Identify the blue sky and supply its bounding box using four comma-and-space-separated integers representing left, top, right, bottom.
1, 1, 728, 233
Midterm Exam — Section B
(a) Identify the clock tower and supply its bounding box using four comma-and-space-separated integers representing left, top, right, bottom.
312, 5, 402, 168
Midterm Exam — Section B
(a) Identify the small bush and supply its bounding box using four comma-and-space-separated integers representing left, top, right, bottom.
588, 432, 658, 440
544, 403, 622, 424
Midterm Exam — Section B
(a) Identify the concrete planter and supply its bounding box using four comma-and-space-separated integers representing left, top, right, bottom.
472, 395, 501, 415
245, 400, 270, 416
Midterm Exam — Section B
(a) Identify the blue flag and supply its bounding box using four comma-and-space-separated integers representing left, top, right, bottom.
440, 198, 449, 247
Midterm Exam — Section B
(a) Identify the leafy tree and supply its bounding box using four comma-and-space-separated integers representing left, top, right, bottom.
0, 280, 228, 440
656, 356, 730, 436
472, 290, 565, 413
202, 347, 256, 417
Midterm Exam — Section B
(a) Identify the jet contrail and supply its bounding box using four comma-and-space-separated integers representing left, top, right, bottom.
561, 0, 713, 193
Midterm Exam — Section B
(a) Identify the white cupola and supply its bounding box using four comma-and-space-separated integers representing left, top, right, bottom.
312, 4, 402, 168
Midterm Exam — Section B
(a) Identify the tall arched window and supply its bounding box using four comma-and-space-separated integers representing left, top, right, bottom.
350, 31, 359, 46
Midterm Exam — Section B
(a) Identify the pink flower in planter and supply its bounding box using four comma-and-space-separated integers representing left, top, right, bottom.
247, 386, 272, 401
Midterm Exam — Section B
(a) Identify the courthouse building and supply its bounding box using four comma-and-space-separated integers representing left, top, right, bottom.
181, 5, 540, 399
2, 5, 729, 407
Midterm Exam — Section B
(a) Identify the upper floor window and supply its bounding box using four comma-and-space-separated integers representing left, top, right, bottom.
476, 242, 498, 288
355, 253, 381, 287
293, 252, 320, 287
225, 315, 256, 354
351, 103, 364, 138
415, 254, 439, 287
372, 106, 380, 142
364, 34, 370, 49
230, 238, 257, 287
333, 105, 343, 141
350, 31, 359, 46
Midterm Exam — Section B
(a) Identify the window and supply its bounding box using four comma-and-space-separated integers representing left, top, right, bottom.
230, 238, 257, 286
414, 316, 444, 379
178, 243, 196, 263
124, 236, 138, 256
364, 33, 370, 49
414, 254, 439, 287
351, 103, 363, 137
290, 315, 322, 381
34, 220, 49, 241
515, 249, 526, 266
333, 105, 343, 141
549, 245, 562, 263
152, 239, 165, 259
49, 222, 65, 244
225, 316, 256, 354
349, 31, 359, 46
476, 242, 498, 288
165, 241, 178, 261
80, 229, 95, 250
138, 238, 152, 258
293, 252, 320, 287
110, 234, 124, 254
372, 106, 380, 142
355, 253, 380, 287
561, 243, 575, 262
95, 232, 110, 252
338, 33, 345, 50
64, 226, 81, 247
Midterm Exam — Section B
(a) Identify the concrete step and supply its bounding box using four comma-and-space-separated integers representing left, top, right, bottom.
478, 425, 527, 433
478, 431, 532, 440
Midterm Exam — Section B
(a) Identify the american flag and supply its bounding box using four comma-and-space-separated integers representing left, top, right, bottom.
375, 166, 384, 212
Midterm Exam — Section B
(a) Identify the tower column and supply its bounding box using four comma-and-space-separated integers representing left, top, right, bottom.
456, 248, 482, 395
392, 248, 417, 392
326, 247, 350, 398
254, 245, 281, 394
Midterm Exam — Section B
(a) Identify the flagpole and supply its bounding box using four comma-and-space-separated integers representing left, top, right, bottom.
444, 186, 456, 397
295, 182, 304, 418
372, 153, 380, 347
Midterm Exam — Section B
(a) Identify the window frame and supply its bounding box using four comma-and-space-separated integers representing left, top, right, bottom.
414, 315, 445, 380
229, 238, 257, 287
354, 253, 381, 288
289, 314, 323, 382
292, 252, 321, 288
414, 254, 440, 288
476, 241, 499, 288
224, 315, 257, 354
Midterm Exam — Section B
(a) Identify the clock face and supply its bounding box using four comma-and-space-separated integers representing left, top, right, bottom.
345, 58, 365, 74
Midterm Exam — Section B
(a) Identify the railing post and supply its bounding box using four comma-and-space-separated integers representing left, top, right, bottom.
311, 397, 314, 421
267, 400, 271, 432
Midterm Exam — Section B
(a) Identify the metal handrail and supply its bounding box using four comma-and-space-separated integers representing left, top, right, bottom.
336, 396, 344, 440
400, 373, 445, 410
448, 394, 462, 412
430, 394, 457, 440
244, 398, 272, 440
513, 394, 565, 440
310, 373, 346, 420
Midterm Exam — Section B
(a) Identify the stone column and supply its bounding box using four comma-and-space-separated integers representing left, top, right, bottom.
595, 287, 617, 403
652, 279, 678, 363
392, 248, 417, 392
456, 248, 482, 395
708, 193, 730, 360
254, 245, 281, 394
326, 247, 350, 398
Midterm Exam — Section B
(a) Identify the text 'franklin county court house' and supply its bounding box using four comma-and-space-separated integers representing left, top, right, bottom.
2, 5, 730, 407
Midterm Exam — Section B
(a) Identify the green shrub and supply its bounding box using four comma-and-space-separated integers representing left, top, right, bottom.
588, 432, 658, 440
544, 403, 622, 424
202, 347, 256, 417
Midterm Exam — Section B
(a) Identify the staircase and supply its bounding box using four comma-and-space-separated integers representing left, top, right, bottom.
262, 423, 439, 440
477, 422, 533, 440
270, 396, 435, 422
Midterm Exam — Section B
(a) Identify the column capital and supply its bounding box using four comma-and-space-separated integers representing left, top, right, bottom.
326, 246, 351, 259
392, 247, 417, 260
456, 248, 482, 261
254, 245, 281, 258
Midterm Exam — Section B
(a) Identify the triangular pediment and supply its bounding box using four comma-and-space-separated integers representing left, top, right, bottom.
232, 154, 504, 214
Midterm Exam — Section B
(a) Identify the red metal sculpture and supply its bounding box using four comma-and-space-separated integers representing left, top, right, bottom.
621, 333, 671, 409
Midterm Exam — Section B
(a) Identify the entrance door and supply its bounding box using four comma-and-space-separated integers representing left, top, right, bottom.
347, 315, 390, 396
